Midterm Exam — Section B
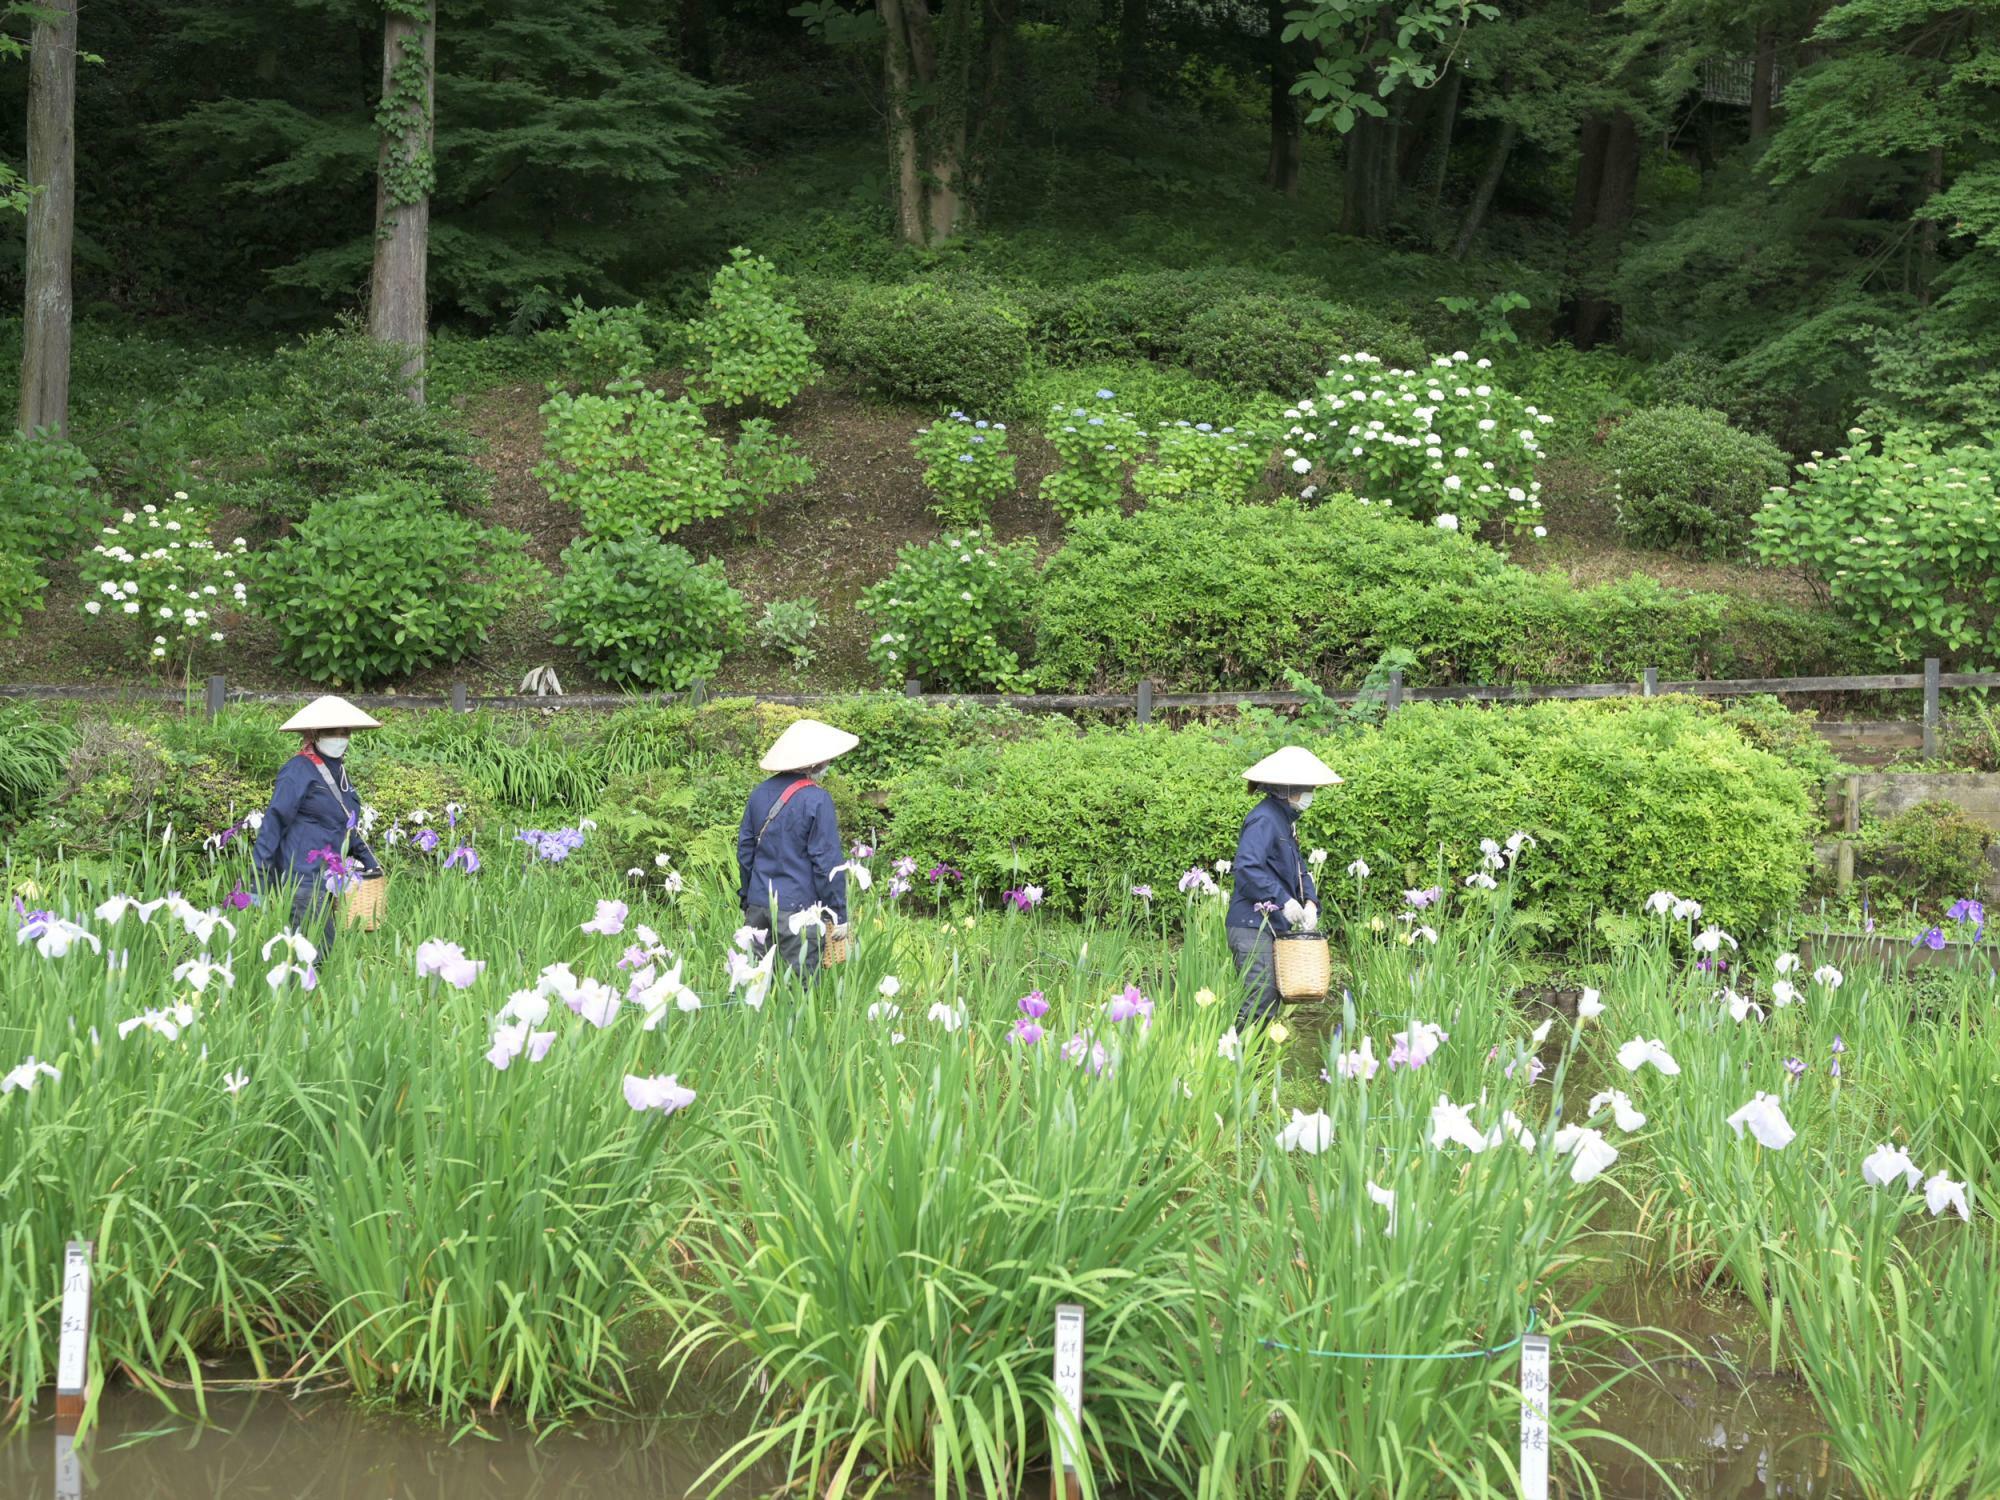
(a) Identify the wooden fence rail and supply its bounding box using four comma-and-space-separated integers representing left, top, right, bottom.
3, 659, 1995, 759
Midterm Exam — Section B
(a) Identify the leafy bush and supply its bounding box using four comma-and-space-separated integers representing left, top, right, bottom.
1644, 350, 1744, 417
1858, 801, 1995, 913
731, 418, 816, 523
1133, 421, 1268, 502
250, 486, 542, 686
858, 528, 1036, 691
913, 412, 1017, 526
820, 281, 1032, 414
227, 328, 489, 522
1607, 405, 1790, 557
0, 550, 45, 638
1178, 292, 1425, 393
23, 718, 263, 858
686, 248, 818, 410
1039, 390, 1147, 521
0, 431, 102, 556
0, 702, 73, 822
1504, 344, 1647, 455
1010, 361, 1249, 431
755, 597, 820, 673
557, 297, 655, 388
1034, 495, 1861, 691
547, 532, 745, 691
537, 382, 734, 535
1285, 351, 1549, 531
77, 494, 249, 667
1753, 428, 2000, 664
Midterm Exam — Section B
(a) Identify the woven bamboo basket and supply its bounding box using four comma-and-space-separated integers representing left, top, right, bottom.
821, 919, 850, 966
1273, 933, 1330, 1000
341, 874, 387, 932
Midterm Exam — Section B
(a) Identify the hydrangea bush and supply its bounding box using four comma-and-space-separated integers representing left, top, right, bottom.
78, 493, 248, 667
548, 532, 746, 691
686, 248, 818, 411
859, 528, 1036, 691
913, 412, 1016, 526
1039, 391, 1147, 521
1282, 352, 1551, 533
1133, 421, 1266, 502
1753, 428, 2000, 664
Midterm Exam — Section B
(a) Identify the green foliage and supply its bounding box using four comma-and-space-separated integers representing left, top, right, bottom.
818, 281, 1032, 414
1435, 290, 1531, 349
1179, 291, 1426, 393
1643, 351, 1744, 418
1009, 361, 1249, 431
0, 702, 73, 822
225, 329, 490, 522
23, 717, 264, 858
557, 297, 655, 388
1287, 351, 1549, 530
858, 528, 1036, 691
547, 533, 745, 692
0, 549, 45, 639
1754, 429, 2000, 665
730, 418, 816, 520
0, 432, 102, 557
1607, 405, 1790, 558
754, 596, 821, 673
1858, 801, 1995, 914
686, 248, 818, 410
1504, 345, 1647, 455
1039, 390, 1147, 521
250, 486, 542, 687
536, 381, 735, 535
1284, 0, 1497, 132
1034, 495, 1861, 691
77, 496, 249, 667
912, 412, 1017, 526
1133, 420, 1269, 502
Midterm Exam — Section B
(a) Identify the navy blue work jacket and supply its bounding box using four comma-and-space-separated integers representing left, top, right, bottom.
251, 754, 378, 882
1225, 794, 1317, 931
737, 775, 847, 921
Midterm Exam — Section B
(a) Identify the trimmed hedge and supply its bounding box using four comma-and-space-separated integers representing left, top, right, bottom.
1033, 496, 1861, 691
886, 698, 1819, 941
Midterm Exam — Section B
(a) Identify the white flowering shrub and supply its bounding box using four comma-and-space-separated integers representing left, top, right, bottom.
77, 493, 247, 666
1282, 352, 1552, 533
858, 527, 1035, 691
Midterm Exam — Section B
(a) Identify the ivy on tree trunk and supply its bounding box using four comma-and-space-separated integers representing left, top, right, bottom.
369, 0, 436, 404
878, 0, 976, 248
18, 0, 78, 439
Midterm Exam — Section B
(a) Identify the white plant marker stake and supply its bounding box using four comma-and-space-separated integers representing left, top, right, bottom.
54, 1433, 81, 1500
1518, 1330, 1550, 1499
56, 1240, 93, 1432
1050, 1303, 1086, 1500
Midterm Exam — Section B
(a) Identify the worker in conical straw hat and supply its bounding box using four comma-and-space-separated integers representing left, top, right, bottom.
252, 695, 385, 952
1227, 745, 1342, 1027
738, 718, 859, 980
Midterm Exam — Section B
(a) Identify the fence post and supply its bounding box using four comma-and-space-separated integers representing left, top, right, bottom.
904, 677, 921, 698
1641, 666, 1657, 698
451, 681, 469, 714
1385, 669, 1404, 714
1136, 680, 1154, 725
204, 674, 225, 721
690, 678, 707, 708
1923, 658, 1940, 759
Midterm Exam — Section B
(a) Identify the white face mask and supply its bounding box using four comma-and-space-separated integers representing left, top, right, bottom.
316, 735, 351, 759
1293, 792, 1315, 810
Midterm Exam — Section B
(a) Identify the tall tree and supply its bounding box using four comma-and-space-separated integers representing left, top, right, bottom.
877, 0, 978, 247
369, 0, 435, 402
17, 0, 77, 437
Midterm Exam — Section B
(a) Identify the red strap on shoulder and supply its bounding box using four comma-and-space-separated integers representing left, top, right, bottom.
775, 777, 816, 809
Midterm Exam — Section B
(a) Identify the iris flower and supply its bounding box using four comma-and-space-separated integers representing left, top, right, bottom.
831, 860, 874, 891
581, 899, 628, 936
1774, 952, 1801, 974
1177, 867, 1218, 897
727, 947, 776, 1011
1812, 965, 1844, 989
19, 916, 101, 959
1722, 989, 1764, 1023
1551, 1125, 1619, 1183
118, 1003, 197, 1041
1018, 990, 1048, 1018
1003, 885, 1044, 912
486, 1019, 557, 1071
1366, 1180, 1397, 1235
1616, 1036, 1681, 1076
867, 1001, 900, 1022
172, 957, 234, 992
1692, 926, 1737, 956
1576, 988, 1605, 1020
1860, 1143, 1921, 1191
415, 938, 484, 989
1217, 1027, 1242, 1061
1428, 1095, 1487, 1153
2, 1056, 61, 1093
1343, 857, 1365, 877
1387, 1022, 1445, 1070
499, 990, 551, 1026
1275, 1109, 1333, 1154
222, 1070, 250, 1095
623, 1073, 696, 1116
1587, 1089, 1646, 1131
1011, 1018, 1045, 1046
1726, 1092, 1796, 1150
1107, 986, 1153, 1025
1770, 979, 1798, 1007
1924, 1173, 1971, 1221
566, 977, 622, 1029
928, 1000, 966, 1032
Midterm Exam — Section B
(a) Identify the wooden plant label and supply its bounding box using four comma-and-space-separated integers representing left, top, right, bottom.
55, 1240, 93, 1435
1050, 1303, 1086, 1500
1518, 1331, 1550, 1500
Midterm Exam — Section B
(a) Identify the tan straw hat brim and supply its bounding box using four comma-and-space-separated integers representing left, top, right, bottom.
1242, 745, 1343, 786
760, 718, 860, 773
279, 695, 384, 733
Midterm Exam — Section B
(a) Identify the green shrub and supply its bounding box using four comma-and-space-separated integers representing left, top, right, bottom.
822, 281, 1032, 414
1010, 360, 1249, 431
1134, 421, 1269, 502
686, 248, 818, 410
356, 756, 487, 832
250, 486, 542, 686
1034, 495, 1861, 691
1607, 405, 1790, 557
754, 596, 820, 673
547, 532, 745, 691
0, 549, 45, 638
77, 495, 250, 667
556, 297, 655, 388
1643, 350, 1744, 417
1039, 390, 1148, 521
889, 699, 1818, 939
536, 381, 734, 536
0, 431, 102, 556
25, 718, 264, 858
0, 702, 73, 821
730, 417, 816, 524
913, 412, 1017, 526
1504, 344, 1647, 455
859, 527, 1037, 691
1859, 801, 1995, 914
1178, 292, 1425, 393
1754, 428, 2000, 665
226, 327, 489, 522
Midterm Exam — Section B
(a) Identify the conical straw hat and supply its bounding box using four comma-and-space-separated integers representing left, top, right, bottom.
1241, 745, 1343, 786
279, 695, 383, 733
760, 718, 860, 773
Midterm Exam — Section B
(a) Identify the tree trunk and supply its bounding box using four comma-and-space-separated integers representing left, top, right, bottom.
1918, 143, 1945, 307
1452, 119, 1515, 259
1567, 115, 1609, 240
368, 0, 436, 404
1343, 114, 1394, 236
1748, 24, 1776, 139
1423, 69, 1461, 212
18, 0, 77, 439
1564, 109, 1638, 348
879, 0, 974, 247
1264, 0, 1301, 196
1117, 0, 1147, 114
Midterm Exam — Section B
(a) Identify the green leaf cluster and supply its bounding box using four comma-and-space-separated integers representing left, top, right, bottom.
912, 412, 1017, 526
1607, 405, 1790, 559
547, 532, 745, 692
1038, 391, 1147, 521
686, 248, 819, 411
858, 527, 1036, 691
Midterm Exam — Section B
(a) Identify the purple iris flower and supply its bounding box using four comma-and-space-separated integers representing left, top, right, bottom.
1010, 1019, 1045, 1046
412, 828, 441, 854
1914, 926, 1945, 951
444, 844, 480, 873
1946, 898, 1985, 939
1783, 1057, 1805, 1080
1107, 985, 1153, 1025
1019, 990, 1049, 1019
225, 881, 258, 911
927, 864, 962, 884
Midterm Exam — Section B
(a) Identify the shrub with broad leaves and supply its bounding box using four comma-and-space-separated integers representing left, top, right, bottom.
913, 412, 1017, 526
548, 532, 746, 691
1133, 420, 1267, 502
1284, 352, 1551, 533
78, 493, 249, 668
1608, 404, 1789, 558
686, 247, 818, 411
1754, 427, 2000, 664
859, 527, 1036, 691
1039, 391, 1146, 522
